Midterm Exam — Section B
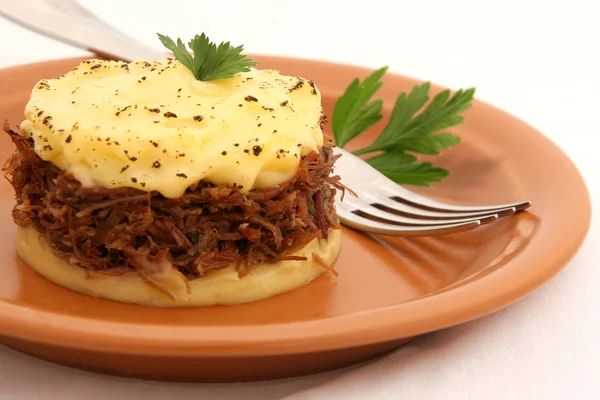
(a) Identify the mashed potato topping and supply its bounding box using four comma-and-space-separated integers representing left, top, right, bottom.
20, 59, 324, 198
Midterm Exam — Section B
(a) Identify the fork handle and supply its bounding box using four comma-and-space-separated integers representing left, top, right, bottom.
0, 0, 164, 61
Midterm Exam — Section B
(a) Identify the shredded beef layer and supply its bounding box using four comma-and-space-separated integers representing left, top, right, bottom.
3, 122, 342, 278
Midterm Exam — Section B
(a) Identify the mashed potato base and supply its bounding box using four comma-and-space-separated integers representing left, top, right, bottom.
16, 226, 342, 307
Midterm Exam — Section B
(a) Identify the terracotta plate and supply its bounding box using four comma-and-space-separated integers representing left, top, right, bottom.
0, 56, 591, 383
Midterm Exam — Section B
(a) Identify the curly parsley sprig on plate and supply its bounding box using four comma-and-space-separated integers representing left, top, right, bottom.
332, 67, 475, 186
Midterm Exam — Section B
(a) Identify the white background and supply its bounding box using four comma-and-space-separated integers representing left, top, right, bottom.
0, 0, 599, 398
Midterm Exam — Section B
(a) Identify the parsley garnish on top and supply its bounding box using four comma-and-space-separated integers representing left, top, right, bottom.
157, 33, 258, 81
332, 67, 475, 186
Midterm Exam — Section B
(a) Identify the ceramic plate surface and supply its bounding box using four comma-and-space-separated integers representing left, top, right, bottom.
0, 56, 591, 382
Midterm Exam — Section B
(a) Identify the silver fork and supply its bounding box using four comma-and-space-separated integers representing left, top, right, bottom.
333, 147, 531, 236
0, 0, 532, 237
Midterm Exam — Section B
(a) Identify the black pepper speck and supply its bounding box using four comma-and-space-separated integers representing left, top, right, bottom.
309, 80, 317, 95
289, 79, 304, 92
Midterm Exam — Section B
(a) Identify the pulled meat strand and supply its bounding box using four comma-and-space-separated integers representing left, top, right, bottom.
314, 188, 329, 239
277, 229, 321, 260
312, 253, 338, 277
278, 255, 309, 261
3, 122, 341, 279
76, 194, 149, 217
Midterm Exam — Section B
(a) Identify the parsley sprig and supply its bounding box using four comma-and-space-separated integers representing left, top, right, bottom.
333, 67, 475, 186
157, 33, 258, 81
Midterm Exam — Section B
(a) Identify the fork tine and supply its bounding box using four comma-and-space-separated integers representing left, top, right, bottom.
339, 194, 500, 226
359, 191, 518, 220
336, 206, 482, 237
381, 185, 532, 214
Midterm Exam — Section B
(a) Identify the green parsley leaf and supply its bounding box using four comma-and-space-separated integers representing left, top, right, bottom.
333, 67, 474, 186
390, 133, 461, 155
332, 67, 387, 148
366, 152, 449, 186
157, 34, 195, 71
157, 33, 259, 81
